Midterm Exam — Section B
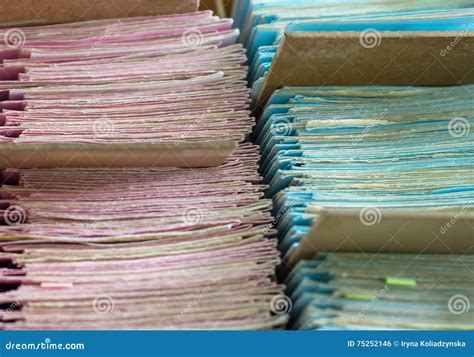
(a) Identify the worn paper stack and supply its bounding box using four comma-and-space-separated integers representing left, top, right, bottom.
286, 253, 474, 329
255, 85, 474, 262
232, 0, 474, 104
0, 12, 288, 330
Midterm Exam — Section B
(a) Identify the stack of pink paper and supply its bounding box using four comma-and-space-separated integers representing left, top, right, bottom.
0, 12, 287, 329
0, 11, 252, 144
0, 145, 287, 329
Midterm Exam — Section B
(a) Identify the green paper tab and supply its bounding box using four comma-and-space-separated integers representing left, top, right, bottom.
345, 293, 375, 301
385, 277, 417, 287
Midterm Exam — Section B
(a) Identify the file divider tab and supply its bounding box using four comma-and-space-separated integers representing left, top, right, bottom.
0, 0, 200, 26
284, 209, 474, 274
257, 31, 474, 107
0, 141, 237, 169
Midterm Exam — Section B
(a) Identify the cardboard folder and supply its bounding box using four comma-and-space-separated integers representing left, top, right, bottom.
0, 141, 236, 169
0, 0, 199, 26
284, 209, 474, 271
257, 31, 474, 106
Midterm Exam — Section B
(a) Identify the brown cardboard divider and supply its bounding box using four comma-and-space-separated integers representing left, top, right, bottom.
200, 0, 230, 18
257, 31, 474, 108
0, 0, 199, 27
280, 209, 474, 276
0, 141, 236, 169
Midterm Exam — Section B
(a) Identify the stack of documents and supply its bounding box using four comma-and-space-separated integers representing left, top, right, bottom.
255, 85, 474, 259
0, 13, 287, 329
231, 0, 474, 103
0, 144, 287, 329
286, 253, 474, 329
0, 11, 252, 144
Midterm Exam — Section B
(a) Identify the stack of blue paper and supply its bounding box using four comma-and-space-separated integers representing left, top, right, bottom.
286, 252, 474, 329
232, 1, 474, 103
255, 85, 474, 259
